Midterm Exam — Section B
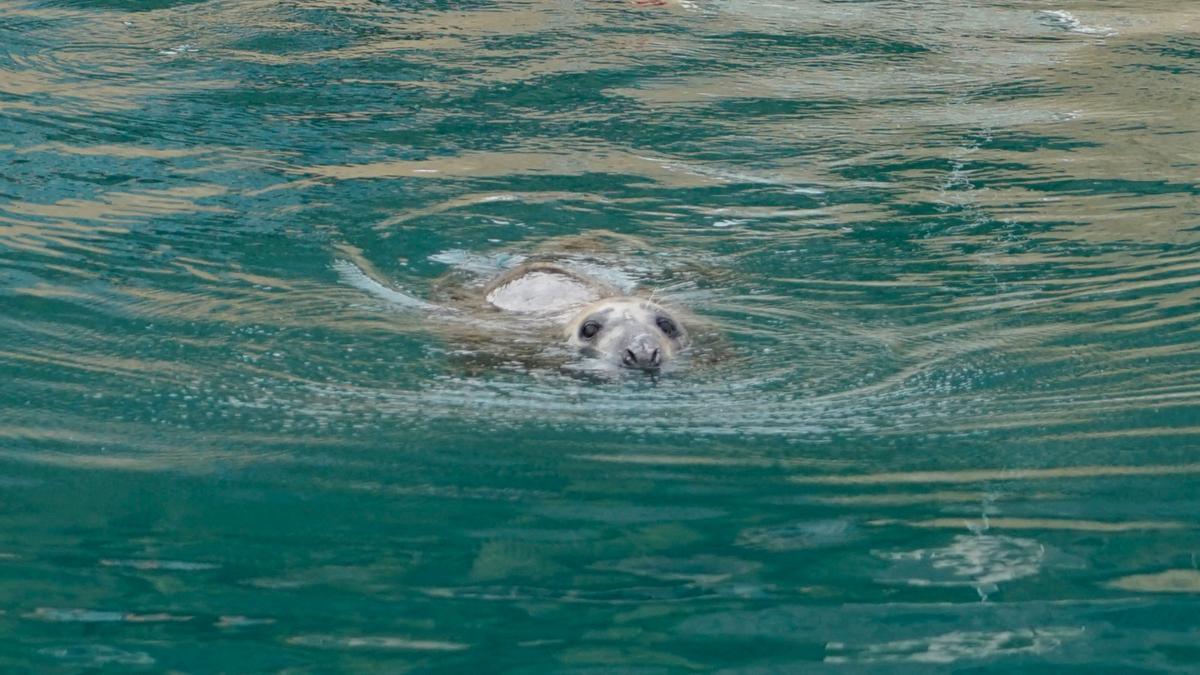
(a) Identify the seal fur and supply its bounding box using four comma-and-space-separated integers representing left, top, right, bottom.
336, 232, 699, 373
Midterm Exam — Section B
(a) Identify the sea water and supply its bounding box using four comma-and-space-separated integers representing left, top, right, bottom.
1, 0, 1198, 670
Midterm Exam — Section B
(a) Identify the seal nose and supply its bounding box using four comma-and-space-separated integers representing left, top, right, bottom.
621, 334, 662, 370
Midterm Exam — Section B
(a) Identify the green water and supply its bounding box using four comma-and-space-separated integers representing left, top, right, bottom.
2, 0, 1199, 670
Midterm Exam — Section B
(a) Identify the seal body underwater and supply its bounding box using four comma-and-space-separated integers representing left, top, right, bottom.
334, 235, 695, 374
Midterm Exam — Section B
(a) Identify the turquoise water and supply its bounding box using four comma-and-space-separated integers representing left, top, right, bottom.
2, 0, 1199, 670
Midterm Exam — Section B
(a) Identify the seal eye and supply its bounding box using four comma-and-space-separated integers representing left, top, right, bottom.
656, 316, 679, 338
580, 320, 601, 339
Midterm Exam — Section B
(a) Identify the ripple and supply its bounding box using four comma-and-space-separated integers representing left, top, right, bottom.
24, 607, 193, 623
1105, 569, 1200, 594
736, 519, 861, 552
216, 615, 276, 628
875, 533, 1045, 599
876, 517, 1188, 533
792, 463, 1200, 486
421, 584, 719, 604
1036, 10, 1117, 38
99, 558, 219, 571
825, 626, 1085, 664
287, 634, 470, 651
592, 555, 760, 585
38, 644, 155, 667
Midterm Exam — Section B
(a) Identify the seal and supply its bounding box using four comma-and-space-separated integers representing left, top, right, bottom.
334, 235, 695, 374
483, 262, 690, 371
564, 295, 688, 370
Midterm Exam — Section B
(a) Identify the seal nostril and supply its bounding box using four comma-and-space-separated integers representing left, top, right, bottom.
650, 349, 661, 366
623, 349, 637, 366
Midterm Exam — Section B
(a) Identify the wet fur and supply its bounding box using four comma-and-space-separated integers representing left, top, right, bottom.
339, 231, 720, 374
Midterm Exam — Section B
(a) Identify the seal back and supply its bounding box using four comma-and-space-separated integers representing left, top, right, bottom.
483, 263, 617, 317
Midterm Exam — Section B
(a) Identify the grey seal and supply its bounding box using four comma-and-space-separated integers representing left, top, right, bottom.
335, 236, 695, 374
483, 262, 689, 371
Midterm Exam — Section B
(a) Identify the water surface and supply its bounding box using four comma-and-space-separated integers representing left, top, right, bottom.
2, 0, 1199, 670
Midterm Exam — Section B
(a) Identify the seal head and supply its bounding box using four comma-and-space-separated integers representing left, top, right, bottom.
565, 297, 689, 372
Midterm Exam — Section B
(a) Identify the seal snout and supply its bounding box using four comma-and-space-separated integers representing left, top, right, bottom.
621, 334, 662, 371
566, 296, 688, 374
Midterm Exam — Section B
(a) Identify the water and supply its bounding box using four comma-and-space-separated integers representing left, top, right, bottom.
2, 0, 1198, 670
